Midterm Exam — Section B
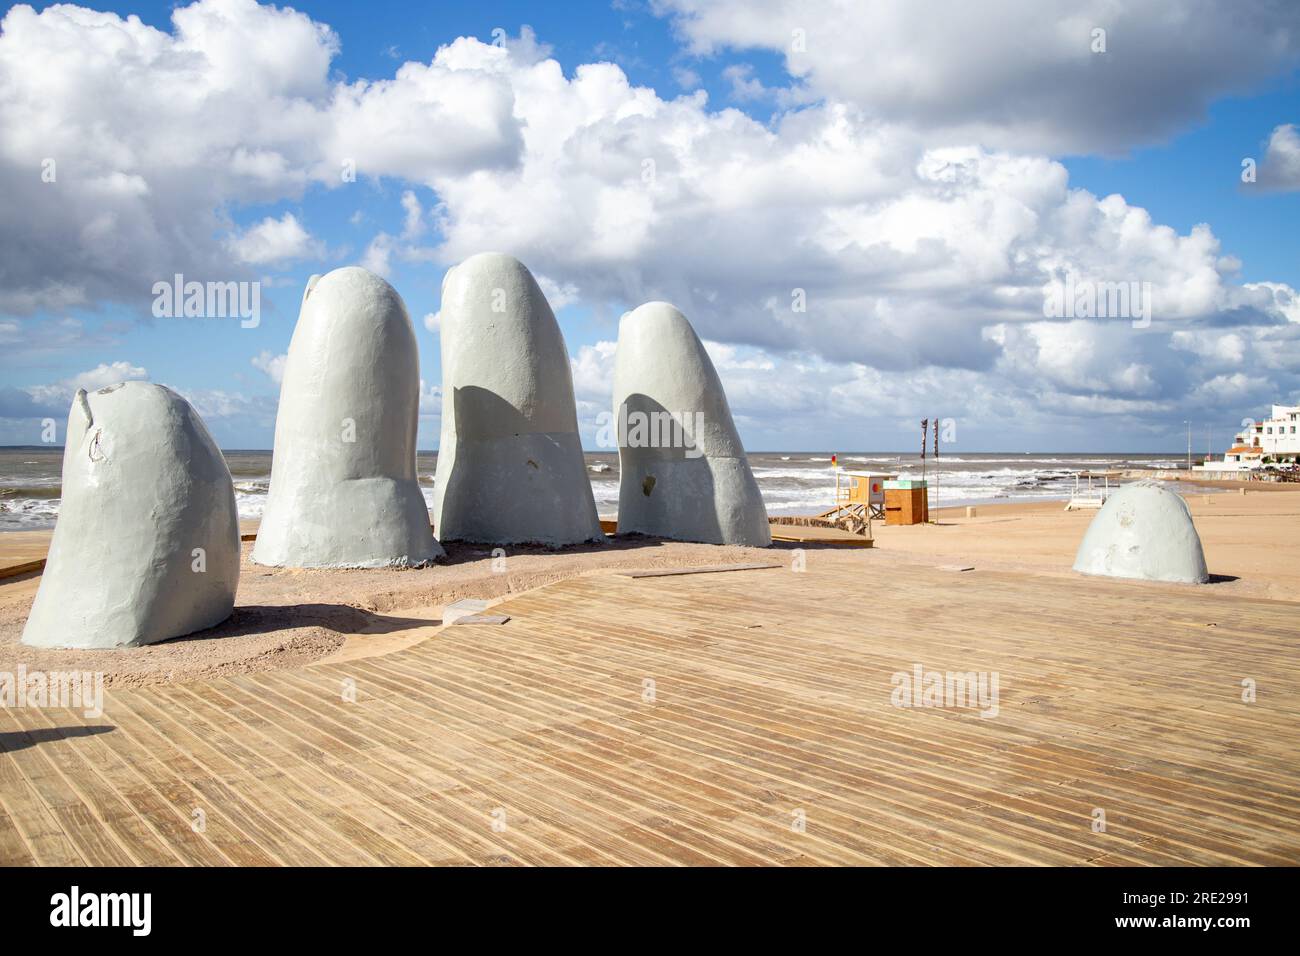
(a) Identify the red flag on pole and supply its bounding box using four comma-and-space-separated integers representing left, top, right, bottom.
921, 420, 928, 479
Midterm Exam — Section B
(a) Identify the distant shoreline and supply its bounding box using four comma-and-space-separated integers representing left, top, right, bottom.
0, 445, 1201, 456
0, 450, 1224, 532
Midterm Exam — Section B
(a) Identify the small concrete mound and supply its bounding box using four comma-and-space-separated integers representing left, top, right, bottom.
431, 253, 603, 546
1072, 481, 1209, 584
253, 267, 443, 569
613, 301, 770, 547
23, 382, 240, 649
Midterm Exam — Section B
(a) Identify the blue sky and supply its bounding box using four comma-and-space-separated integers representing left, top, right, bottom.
1, 0, 1298, 452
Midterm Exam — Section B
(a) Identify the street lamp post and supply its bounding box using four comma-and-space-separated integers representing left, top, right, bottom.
1184, 420, 1192, 471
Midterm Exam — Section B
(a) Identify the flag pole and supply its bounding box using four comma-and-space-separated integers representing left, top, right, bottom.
932, 416, 940, 523
920, 419, 928, 481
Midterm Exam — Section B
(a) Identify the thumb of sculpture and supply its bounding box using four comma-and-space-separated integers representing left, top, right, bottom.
23, 382, 240, 649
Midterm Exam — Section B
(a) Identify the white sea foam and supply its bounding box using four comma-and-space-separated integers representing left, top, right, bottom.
0, 497, 62, 529
0, 452, 1189, 530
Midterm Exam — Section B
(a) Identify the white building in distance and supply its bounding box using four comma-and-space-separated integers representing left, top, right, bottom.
1252, 404, 1300, 457
1195, 403, 1300, 476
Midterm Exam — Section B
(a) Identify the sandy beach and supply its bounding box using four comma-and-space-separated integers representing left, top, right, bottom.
877, 482, 1300, 599
4, 483, 1298, 688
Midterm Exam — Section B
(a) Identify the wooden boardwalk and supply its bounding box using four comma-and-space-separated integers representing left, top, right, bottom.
2, 559, 1299, 865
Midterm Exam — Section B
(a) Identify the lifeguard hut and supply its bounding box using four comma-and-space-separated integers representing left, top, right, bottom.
1065, 471, 1117, 510
817, 472, 895, 534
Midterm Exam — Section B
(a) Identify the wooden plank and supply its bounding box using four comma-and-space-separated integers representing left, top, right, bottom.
0, 715, 120, 865
0, 798, 36, 865
102, 690, 306, 866
0, 558, 44, 580
407, 616, 1088, 864
52, 705, 233, 867
351, 653, 823, 865
196, 673, 546, 865
358, 635, 997, 864
238, 670, 606, 866
0, 530, 53, 582
770, 532, 873, 547
8, 706, 178, 866
0, 706, 79, 866
617, 562, 783, 578
125, 686, 391, 867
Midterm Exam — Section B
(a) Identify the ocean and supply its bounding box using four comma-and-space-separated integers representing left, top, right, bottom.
0, 447, 1184, 532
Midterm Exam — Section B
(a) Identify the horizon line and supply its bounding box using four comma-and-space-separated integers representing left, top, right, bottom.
0, 445, 1201, 456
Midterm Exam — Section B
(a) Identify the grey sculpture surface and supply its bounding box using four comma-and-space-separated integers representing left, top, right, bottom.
253, 267, 443, 568
431, 253, 603, 546
1072, 480, 1209, 584
613, 301, 771, 546
23, 382, 239, 649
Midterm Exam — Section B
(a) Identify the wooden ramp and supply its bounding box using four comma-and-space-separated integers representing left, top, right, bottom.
769, 524, 874, 547
0, 532, 51, 580
2, 561, 1298, 865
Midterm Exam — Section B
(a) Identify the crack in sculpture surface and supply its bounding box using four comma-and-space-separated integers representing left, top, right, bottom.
613, 301, 771, 547
23, 382, 240, 649
253, 266, 443, 569
1073, 480, 1209, 584
431, 253, 603, 546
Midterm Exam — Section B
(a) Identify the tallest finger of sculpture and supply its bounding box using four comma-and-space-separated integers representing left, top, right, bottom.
432, 253, 603, 546
252, 267, 442, 568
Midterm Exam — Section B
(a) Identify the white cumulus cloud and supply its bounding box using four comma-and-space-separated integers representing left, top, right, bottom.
250, 349, 288, 383
655, 0, 1300, 154
1259, 123, 1300, 190
227, 213, 323, 265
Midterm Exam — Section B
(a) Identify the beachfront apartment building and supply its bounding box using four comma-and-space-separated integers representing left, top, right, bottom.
1246, 404, 1300, 459
1194, 403, 1300, 477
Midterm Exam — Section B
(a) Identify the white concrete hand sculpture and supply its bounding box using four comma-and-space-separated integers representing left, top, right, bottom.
613, 302, 770, 546
1073, 480, 1209, 584
23, 382, 240, 648
253, 267, 443, 568
431, 253, 603, 546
